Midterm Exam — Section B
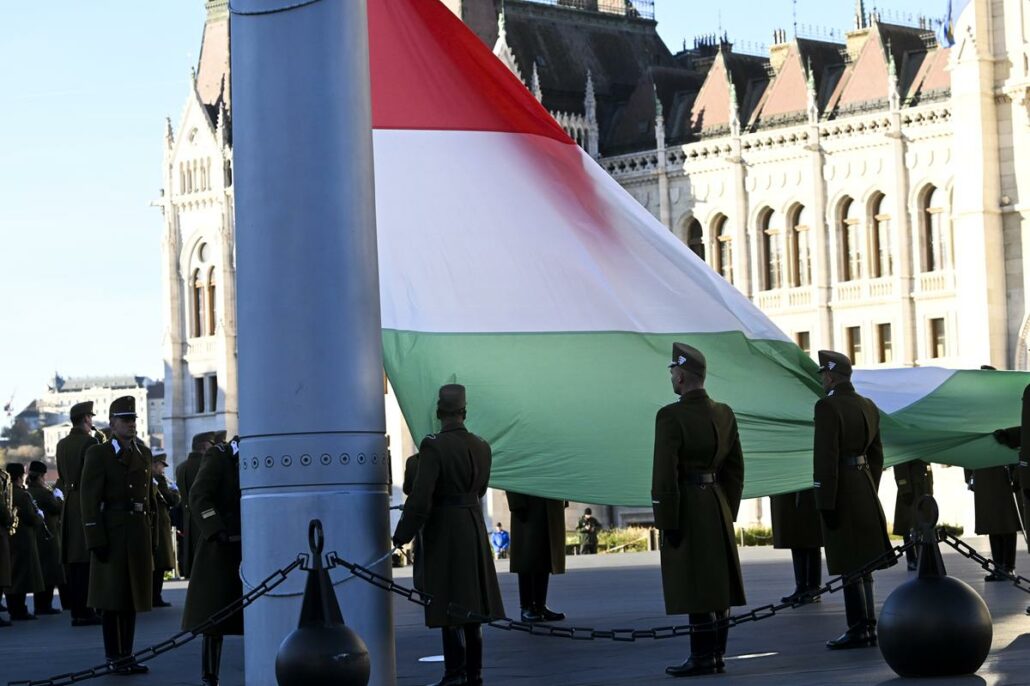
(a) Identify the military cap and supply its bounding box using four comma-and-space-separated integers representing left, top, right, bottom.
70, 401, 95, 422
109, 395, 137, 419
213, 430, 228, 443
191, 432, 214, 451
584, 507, 593, 515
28, 460, 47, 475
669, 342, 706, 378
5, 463, 24, 478
437, 384, 467, 413
153, 453, 169, 466
817, 350, 853, 377
980, 365, 997, 371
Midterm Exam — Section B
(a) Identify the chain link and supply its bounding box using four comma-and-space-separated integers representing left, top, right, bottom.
241, 550, 394, 598
939, 531, 1030, 594
329, 539, 913, 642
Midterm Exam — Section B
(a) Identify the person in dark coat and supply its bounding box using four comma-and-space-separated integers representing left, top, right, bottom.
652, 343, 746, 677
771, 489, 823, 603
964, 465, 1021, 579
55, 400, 102, 626
506, 491, 566, 622
181, 437, 242, 686
26, 461, 64, 615
892, 460, 934, 571
150, 455, 180, 607
813, 350, 894, 650
393, 385, 504, 686
81, 396, 154, 675
0, 468, 13, 626
174, 432, 215, 579
5, 463, 46, 621
576, 508, 602, 555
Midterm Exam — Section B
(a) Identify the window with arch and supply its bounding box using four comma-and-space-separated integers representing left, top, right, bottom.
787, 205, 812, 288
838, 197, 862, 282
759, 209, 782, 291
684, 218, 705, 260
206, 267, 217, 336
191, 268, 205, 338
712, 214, 733, 284
869, 192, 892, 278
921, 186, 950, 272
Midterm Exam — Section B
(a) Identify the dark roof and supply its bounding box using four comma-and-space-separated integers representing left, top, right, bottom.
147, 381, 166, 400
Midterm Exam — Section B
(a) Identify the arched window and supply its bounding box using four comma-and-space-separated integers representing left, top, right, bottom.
869, 192, 892, 278
787, 205, 812, 287
191, 268, 204, 338
712, 214, 733, 284
206, 267, 217, 336
838, 198, 862, 281
921, 186, 950, 272
759, 209, 782, 291
685, 218, 705, 260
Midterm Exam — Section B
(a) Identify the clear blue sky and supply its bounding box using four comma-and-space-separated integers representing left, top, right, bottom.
0, 0, 946, 419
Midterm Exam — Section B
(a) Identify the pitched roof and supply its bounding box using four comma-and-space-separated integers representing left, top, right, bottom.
195, 3, 231, 133
688, 49, 769, 137
903, 46, 950, 104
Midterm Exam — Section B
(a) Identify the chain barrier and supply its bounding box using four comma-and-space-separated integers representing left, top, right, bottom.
8, 555, 305, 686
329, 539, 914, 641
240, 549, 395, 598
939, 531, 1030, 594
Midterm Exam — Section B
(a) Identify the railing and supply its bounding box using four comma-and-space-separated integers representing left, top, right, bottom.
754, 286, 814, 311
917, 270, 953, 294
832, 277, 896, 304
185, 336, 217, 359
521, 0, 655, 20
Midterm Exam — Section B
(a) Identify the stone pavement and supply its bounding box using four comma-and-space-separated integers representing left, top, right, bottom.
2, 536, 1029, 686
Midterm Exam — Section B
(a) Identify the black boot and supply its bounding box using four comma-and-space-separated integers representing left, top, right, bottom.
102, 611, 121, 663
429, 626, 466, 686
533, 572, 565, 621
827, 582, 873, 649
34, 588, 61, 615
804, 548, 823, 602
666, 614, 718, 677
714, 609, 728, 673
781, 549, 807, 603
202, 634, 223, 686
903, 533, 918, 571
463, 624, 484, 686
118, 611, 148, 674
862, 575, 877, 646
153, 571, 171, 607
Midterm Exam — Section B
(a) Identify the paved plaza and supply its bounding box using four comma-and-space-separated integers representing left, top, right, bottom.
3, 536, 1030, 686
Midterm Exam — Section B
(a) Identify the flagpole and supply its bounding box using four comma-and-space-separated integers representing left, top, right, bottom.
230, 1, 395, 684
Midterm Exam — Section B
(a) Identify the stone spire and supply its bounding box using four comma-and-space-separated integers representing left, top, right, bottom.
165, 117, 175, 150
531, 62, 543, 102
854, 0, 867, 30
806, 58, 819, 124
729, 80, 741, 137
654, 84, 666, 152
887, 43, 900, 111
584, 70, 599, 158
491, 1, 522, 81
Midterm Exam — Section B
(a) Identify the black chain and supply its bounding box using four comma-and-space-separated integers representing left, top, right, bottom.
939, 532, 1030, 594
329, 540, 913, 641
8, 555, 306, 686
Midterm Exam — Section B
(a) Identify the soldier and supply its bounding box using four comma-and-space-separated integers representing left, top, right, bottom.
392, 385, 504, 686
652, 343, 745, 677
5, 463, 46, 621
181, 436, 242, 686
174, 432, 215, 579
576, 508, 601, 555
55, 400, 102, 626
81, 396, 154, 674
813, 350, 894, 650
506, 491, 566, 622
892, 460, 934, 571
770, 489, 823, 603
0, 467, 13, 627
26, 461, 64, 615
150, 454, 180, 607
963, 465, 1021, 579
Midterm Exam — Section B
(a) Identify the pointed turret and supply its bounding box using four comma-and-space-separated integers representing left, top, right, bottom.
806, 58, 819, 123
531, 62, 543, 102
653, 84, 666, 151
491, 2, 522, 81
887, 42, 900, 111
584, 70, 599, 158
164, 117, 175, 150
729, 80, 741, 136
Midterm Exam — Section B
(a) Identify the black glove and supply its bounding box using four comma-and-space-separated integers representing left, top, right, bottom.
662, 529, 682, 548
91, 545, 109, 563
212, 530, 231, 544
819, 509, 839, 530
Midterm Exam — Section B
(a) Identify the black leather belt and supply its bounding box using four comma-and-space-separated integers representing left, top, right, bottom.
684, 472, 717, 486
844, 455, 868, 467
101, 502, 146, 514
433, 494, 480, 508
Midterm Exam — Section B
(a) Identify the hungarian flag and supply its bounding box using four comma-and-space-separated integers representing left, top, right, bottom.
368, 0, 1027, 505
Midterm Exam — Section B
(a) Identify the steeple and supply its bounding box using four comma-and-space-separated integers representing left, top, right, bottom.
584, 70, 599, 158
653, 84, 666, 152
729, 80, 741, 137
165, 117, 175, 150
887, 43, 900, 111
806, 59, 819, 124
491, 1, 522, 81
531, 62, 543, 102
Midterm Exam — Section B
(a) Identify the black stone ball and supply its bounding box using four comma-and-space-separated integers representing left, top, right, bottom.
878, 575, 992, 677
276, 624, 370, 686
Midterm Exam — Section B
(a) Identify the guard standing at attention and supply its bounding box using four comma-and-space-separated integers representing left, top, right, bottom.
5, 463, 45, 621
964, 465, 1021, 578
813, 350, 894, 650
892, 460, 934, 571
506, 490, 567, 622
652, 343, 746, 678
26, 461, 64, 615
174, 432, 215, 579
81, 396, 154, 675
181, 436, 243, 686
770, 488, 823, 603
0, 468, 13, 627
150, 455, 180, 607
393, 385, 504, 686
55, 400, 101, 626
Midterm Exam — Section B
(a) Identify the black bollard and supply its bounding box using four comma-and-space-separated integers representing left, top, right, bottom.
878, 496, 992, 677
275, 520, 371, 686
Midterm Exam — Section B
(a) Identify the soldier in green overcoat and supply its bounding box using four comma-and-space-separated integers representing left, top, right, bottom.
964, 465, 1021, 578
506, 491, 566, 622
771, 489, 823, 603
813, 351, 894, 651
182, 437, 242, 686
393, 385, 504, 686
174, 432, 214, 579
80, 396, 154, 674
55, 400, 101, 626
26, 461, 64, 615
150, 455, 180, 607
5, 463, 46, 620
652, 343, 745, 678
892, 460, 933, 571
0, 468, 13, 626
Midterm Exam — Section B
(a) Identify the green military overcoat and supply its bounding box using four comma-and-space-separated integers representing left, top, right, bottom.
770, 489, 823, 549
813, 382, 894, 575
651, 389, 746, 615
81, 437, 154, 612
182, 442, 243, 635
10, 486, 45, 594
892, 460, 934, 535
27, 483, 65, 588
0, 471, 12, 588
506, 493, 566, 575
965, 466, 1022, 535
394, 426, 505, 628
174, 452, 203, 578
151, 473, 180, 572
55, 427, 98, 564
